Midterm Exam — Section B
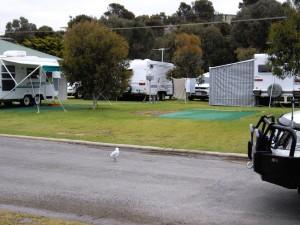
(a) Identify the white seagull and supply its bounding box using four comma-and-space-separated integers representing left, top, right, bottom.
110, 147, 120, 162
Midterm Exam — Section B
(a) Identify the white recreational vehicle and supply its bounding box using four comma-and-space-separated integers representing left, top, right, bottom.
253, 54, 300, 104
125, 59, 174, 100
0, 51, 65, 106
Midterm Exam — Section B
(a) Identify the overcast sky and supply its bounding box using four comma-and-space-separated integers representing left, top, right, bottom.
0, 0, 286, 34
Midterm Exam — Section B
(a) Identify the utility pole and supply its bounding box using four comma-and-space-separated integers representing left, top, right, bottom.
152, 48, 170, 62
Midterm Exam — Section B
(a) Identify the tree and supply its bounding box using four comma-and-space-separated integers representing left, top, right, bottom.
176, 2, 194, 22
104, 3, 135, 20
268, 10, 300, 78
68, 15, 96, 28
231, 0, 285, 51
23, 36, 63, 57
63, 21, 130, 109
177, 25, 235, 70
235, 47, 257, 61
192, 0, 215, 21
239, 0, 260, 8
100, 15, 155, 59
35, 26, 54, 38
170, 33, 203, 78
5, 17, 37, 43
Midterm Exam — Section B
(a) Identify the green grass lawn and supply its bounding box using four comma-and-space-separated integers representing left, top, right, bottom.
0, 99, 293, 154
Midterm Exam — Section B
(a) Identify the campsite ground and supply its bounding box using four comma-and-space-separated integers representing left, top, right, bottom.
0, 99, 292, 154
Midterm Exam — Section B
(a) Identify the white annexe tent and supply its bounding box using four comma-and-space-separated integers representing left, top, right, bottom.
0, 50, 67, 111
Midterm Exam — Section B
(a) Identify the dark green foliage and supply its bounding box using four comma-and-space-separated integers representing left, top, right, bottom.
231, 0, 285, 51
176, 2, 194, 22
63, 21, 130, 108
192, 0, 215, 21
174, 0, 215, 22
68, 15, 96, 28
104, 3, 135, 20
100, 15, 155, 59
5, 17, 37, 43
268, 10, 300, 78
177, 25, 235, 70
23, 36, 63, 57
239, 0, 260, 8
235, 47, 257, 61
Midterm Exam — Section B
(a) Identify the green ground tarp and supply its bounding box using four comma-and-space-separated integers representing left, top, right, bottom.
160, 109, 255, 121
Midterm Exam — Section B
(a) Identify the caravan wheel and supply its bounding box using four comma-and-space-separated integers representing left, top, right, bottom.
158, 92, 166, 101
22, 95, 33, 107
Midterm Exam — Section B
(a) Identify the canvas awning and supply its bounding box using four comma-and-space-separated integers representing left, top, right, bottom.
2, 56, 59, 68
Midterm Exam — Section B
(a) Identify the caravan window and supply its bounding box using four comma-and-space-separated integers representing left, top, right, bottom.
27, 68, 40, 79
258, 64, 272, 73
1, 65, 15, 78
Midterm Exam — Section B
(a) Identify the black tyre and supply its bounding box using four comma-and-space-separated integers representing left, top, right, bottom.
22, 95, 33, 107
75, 91, 83, 99
158, 92, 166, 101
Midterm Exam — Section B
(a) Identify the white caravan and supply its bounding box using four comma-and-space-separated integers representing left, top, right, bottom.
253, 54, 300, 104
126, 59, 174, 100
0, 51, 63, 106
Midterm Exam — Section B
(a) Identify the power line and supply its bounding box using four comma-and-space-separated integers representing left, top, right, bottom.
0, 16, 287, 34
110, 16, 287, 30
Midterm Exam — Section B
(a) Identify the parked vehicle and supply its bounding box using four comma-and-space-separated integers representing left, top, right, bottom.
248, 108, 300, 193
67, 81, 83, 98
188, 72, 210, 100
124, 59, 174, 100
253, 54, 300, 104
0, 50, 64, 106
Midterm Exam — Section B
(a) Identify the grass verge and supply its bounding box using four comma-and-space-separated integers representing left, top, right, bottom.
0, 99, 293, 154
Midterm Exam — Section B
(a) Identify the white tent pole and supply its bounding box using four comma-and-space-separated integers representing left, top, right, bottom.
0, 59, 18, 84
29, 76, 40, 113
0, 65, 41, 99
99, 93, 112, 105
268, 75, 275, 108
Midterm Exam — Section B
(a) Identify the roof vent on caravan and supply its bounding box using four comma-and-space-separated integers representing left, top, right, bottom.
3, 50, 27, 57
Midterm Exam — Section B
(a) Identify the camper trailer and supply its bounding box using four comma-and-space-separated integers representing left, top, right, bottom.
125, 59, 174, 100
0, 51, 64, 106
253, 54, 300, 104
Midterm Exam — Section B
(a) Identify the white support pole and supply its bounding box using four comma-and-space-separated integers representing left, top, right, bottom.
268, 75, 275, 108
29, 76, 40, 113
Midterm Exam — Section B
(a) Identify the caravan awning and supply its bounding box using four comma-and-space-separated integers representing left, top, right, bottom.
42, 65, 60, 72
1, 56, 59, 68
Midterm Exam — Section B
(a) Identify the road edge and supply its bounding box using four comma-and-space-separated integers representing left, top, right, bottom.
0, 133, 248, 160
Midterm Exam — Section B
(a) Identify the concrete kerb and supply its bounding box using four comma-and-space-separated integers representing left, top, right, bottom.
0, 134, 248, 161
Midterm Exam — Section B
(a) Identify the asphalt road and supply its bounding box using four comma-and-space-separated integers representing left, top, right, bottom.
0, 137, 300, 225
